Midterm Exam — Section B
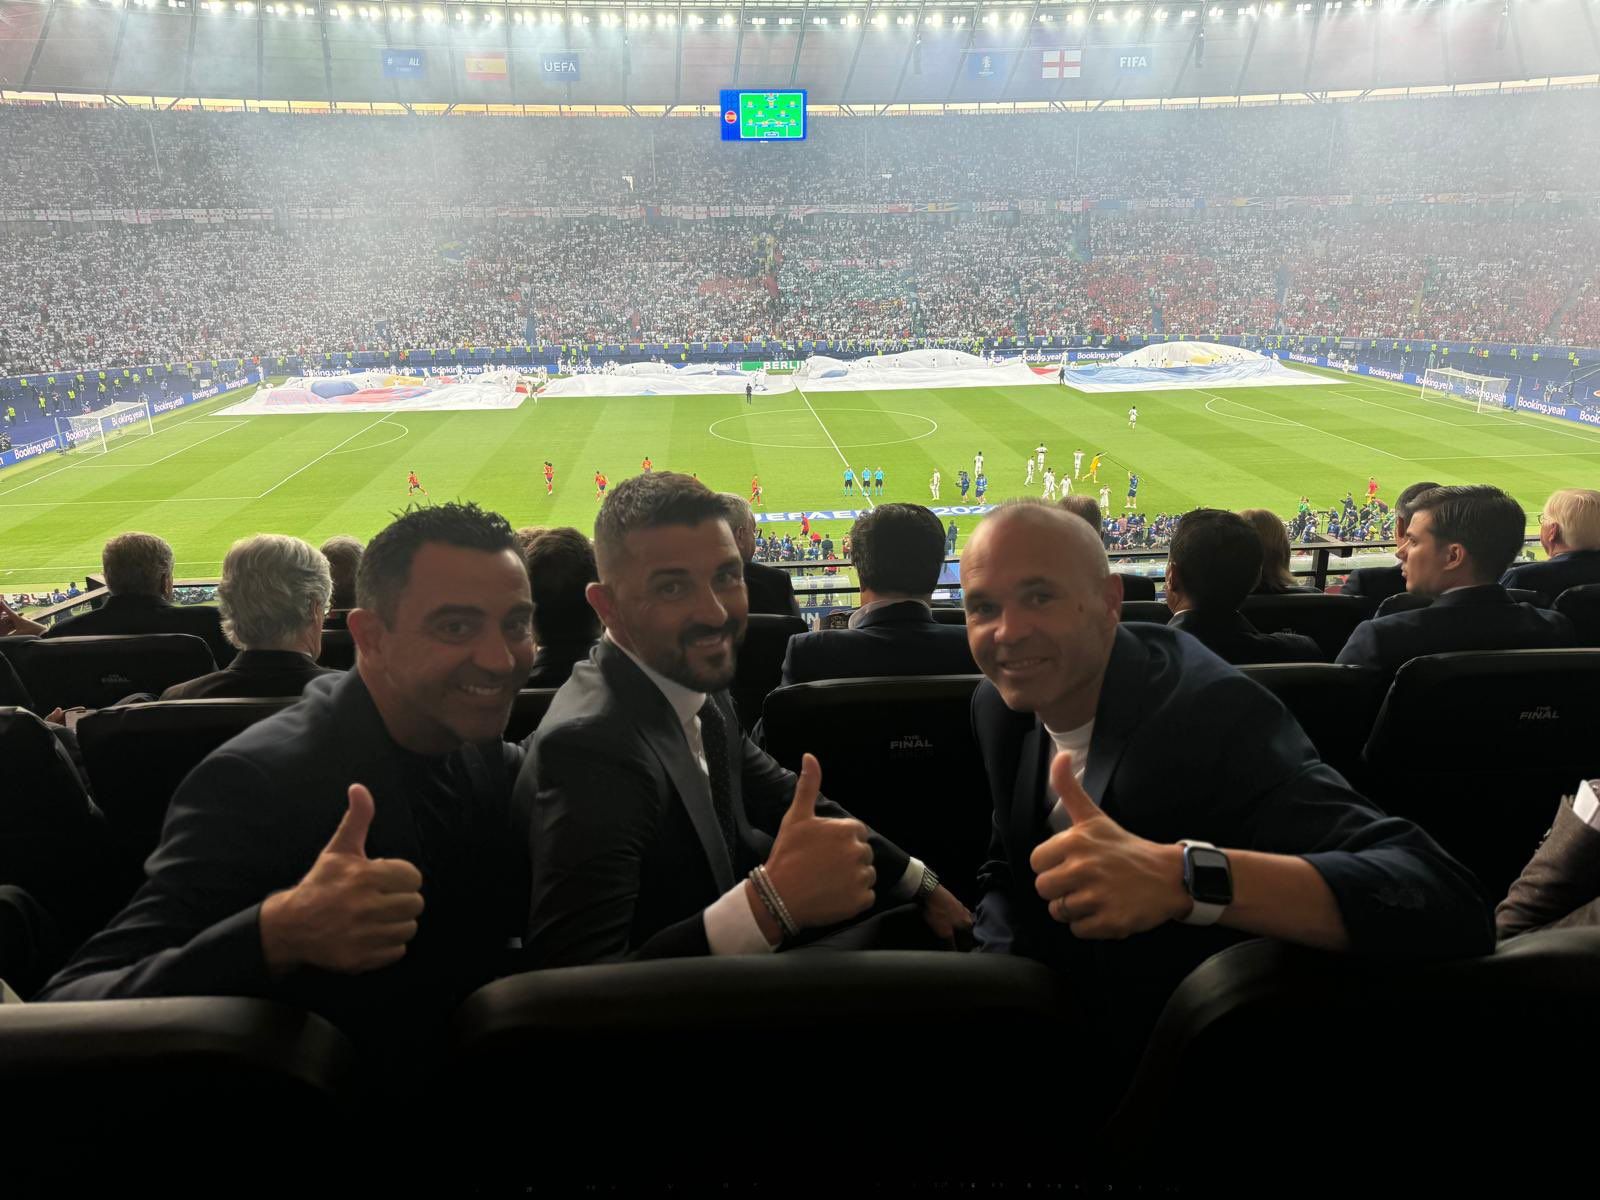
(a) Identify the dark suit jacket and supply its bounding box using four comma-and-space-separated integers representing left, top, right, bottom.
158, 649, 340, 701
973, 624, 1491, 1063
43, 593, 234, 667
1168, 609, 1326, 666
39, 671, 528, 1064
1500, 549, 1600, 606
779, 599, 978, 686
521, 639, 913, 967
0, 653, 32, 710
1334, 584, 1577, 679
744, 559, 801, 618
525, 640, 598, 690
1496, 796, 1600, 940
1339, 563, 1404, 604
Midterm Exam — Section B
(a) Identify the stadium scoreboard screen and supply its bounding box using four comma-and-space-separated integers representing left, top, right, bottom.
719, 90, 807, 141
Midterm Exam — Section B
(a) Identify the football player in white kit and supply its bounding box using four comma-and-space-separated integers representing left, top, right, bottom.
974, 450, 984, 477
1099, 485, 1111, 514
1025, 457, 1036, 486
930, 468, 941, 500
1073, 448, 1085, 479
1042, 467, 1057, 501
1035, 442, 1047, 467
1128, 405, 1139, 431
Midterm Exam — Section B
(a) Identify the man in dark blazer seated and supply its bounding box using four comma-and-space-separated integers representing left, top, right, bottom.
39, 503, 536, 1068
41, 531, 234, 666
719, 493, 801, 618
1338, 480, 1439, 605
1500, 487, 1600, 604
1164, 508, 1324, 665
1336, 484, 1576, 680
521, 472, 972, 967
159, 534, 341, 701
520, 526, 601, 690
960, 501, 1491, 1079
780, 502, 977, 686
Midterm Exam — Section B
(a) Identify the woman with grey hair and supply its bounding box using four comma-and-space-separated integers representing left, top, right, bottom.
159, 535, 342, 700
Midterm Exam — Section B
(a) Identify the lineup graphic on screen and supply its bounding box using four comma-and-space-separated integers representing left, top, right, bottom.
719, 89, 807, 141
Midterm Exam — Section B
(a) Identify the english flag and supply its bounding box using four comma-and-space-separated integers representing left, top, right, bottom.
1041, 49, 1082, 80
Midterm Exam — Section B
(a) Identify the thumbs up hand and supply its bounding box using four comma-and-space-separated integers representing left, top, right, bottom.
1028, 752, 1190, 940
763, 754, 876, 932
259, 784, 426, 976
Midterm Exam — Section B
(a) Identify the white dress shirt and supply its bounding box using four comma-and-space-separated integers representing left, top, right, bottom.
607, 634, 927, 955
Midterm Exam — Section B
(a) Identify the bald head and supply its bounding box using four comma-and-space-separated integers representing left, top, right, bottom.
969, 500, 1111, 583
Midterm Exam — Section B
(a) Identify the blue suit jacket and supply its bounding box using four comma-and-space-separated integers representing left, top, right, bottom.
779, 600, 977, 686
972, 624, 1491, 1057
1335, 583, 1576, 679
1500, 549, 1600, 606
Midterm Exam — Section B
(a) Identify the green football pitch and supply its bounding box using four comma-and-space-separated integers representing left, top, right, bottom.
4, 362, 1597, 592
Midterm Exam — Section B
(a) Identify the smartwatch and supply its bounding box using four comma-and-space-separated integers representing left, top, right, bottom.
1179, 840, 1233, 927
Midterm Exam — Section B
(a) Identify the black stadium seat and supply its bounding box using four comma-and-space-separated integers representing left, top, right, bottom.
1116, 573, 1158, 600
732, 612, 806, 732
505, 687, 559, 744
1362, 647, 1600, 898
1120, 600, 1171, 624
1105, 929, 1600, 1178
316, 628, 356, 670
1235, 663, 1384, 788
1554, 583, 1600, 646
1377, 586, 1544, 619
1238, 592, 1367, 658
0, 884, 66, 1000
928, 604, 967, 625
4, 633, 215, 712
77, 698, 294, 874
759, 675, 989, 903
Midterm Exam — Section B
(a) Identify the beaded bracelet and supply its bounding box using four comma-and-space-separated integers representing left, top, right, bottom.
750, 865, 800, 940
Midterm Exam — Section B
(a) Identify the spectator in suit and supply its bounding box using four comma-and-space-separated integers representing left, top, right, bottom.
521, 526, 601, 690
1496, 781, 1600, 940
780, 503, 977, 686
520, 472, 971, 967
39, 503, 535, 1069
159, 535, 341, 701
319, 535, 363, 627
1165, 509, 1325, 665
1240, 508, 1318, 594
718, 493, 801, 618
1339, 481, 1439, 604
40, 532, 233, 666
1501, 488, 1600, 604
960, 500, 1491, 1079
1336, 485, 1575, 679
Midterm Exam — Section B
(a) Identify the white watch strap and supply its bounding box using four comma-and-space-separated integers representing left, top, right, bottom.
1178, 839, 1227, 927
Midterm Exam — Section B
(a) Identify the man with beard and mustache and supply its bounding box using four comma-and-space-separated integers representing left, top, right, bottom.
520, 472, 972, 966
40, 503, 535, 1070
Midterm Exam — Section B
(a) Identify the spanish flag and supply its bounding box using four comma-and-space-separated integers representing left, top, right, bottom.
465, 51, 508, 80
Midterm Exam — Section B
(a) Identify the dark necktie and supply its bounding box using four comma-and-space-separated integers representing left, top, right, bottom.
697, 697, 743, 873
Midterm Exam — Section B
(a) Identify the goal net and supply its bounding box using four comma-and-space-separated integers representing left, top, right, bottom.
1421, 367, 1512, 413
56, 400, 155, 455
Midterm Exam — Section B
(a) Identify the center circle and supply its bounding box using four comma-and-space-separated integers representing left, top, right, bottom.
707, 407, 939, 450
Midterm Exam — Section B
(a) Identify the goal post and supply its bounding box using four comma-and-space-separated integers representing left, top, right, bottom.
1421, 367, 1512, 414
55, 400, 155, 455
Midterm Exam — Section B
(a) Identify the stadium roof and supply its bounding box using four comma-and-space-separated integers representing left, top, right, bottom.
0, 0, 1596, 108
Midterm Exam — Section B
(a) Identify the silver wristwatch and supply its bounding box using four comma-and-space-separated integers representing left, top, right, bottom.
916, 865, 941, 900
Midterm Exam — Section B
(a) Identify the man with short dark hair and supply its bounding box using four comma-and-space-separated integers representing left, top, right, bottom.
41, 503, 535, 1068
717, 492, 800, 617
521, 526, 601, 689
41, 531, 232, 665
1336, 484, 1575, 679
520, 472, 971, 967
1339, 481, 1439, 603
780, 503, 976, 686
1164, 509, 1324, 665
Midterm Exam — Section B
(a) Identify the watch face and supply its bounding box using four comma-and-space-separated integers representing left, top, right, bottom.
1188, 848, 1234, 906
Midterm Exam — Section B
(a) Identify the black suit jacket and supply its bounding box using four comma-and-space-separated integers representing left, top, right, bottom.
744, 560, 801, 618
39, 671, 528, 1063
1168, 609, 1326, 666
1339, 563, 1404, 604
779, 600, 978, 686
1335, 584, 1577, 679
521, 639, 913, 967
43, 594, 234, 667
973, 624, 1491, 1059
525, 640, 598, 690
158, 649, 340, 701
1501, 549, 1600, 606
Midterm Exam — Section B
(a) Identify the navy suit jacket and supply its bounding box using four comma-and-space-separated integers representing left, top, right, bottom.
43, 593, 234, 667
158, 649, 340, 701
779, 599, 977, 686
1339, 563, 1405, 604
1500, 549, 1600, 606
972, 624, 1491, 1057
1167, 609, 1326, 665
744, 560, 802, 618
521, 639, 913, 967
40, 671, 528, 1064
1335, 583, 1576, 679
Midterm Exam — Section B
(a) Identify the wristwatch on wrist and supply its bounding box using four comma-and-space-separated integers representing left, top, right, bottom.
916, 865, 941, 901
1178, 840, 1233, 927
